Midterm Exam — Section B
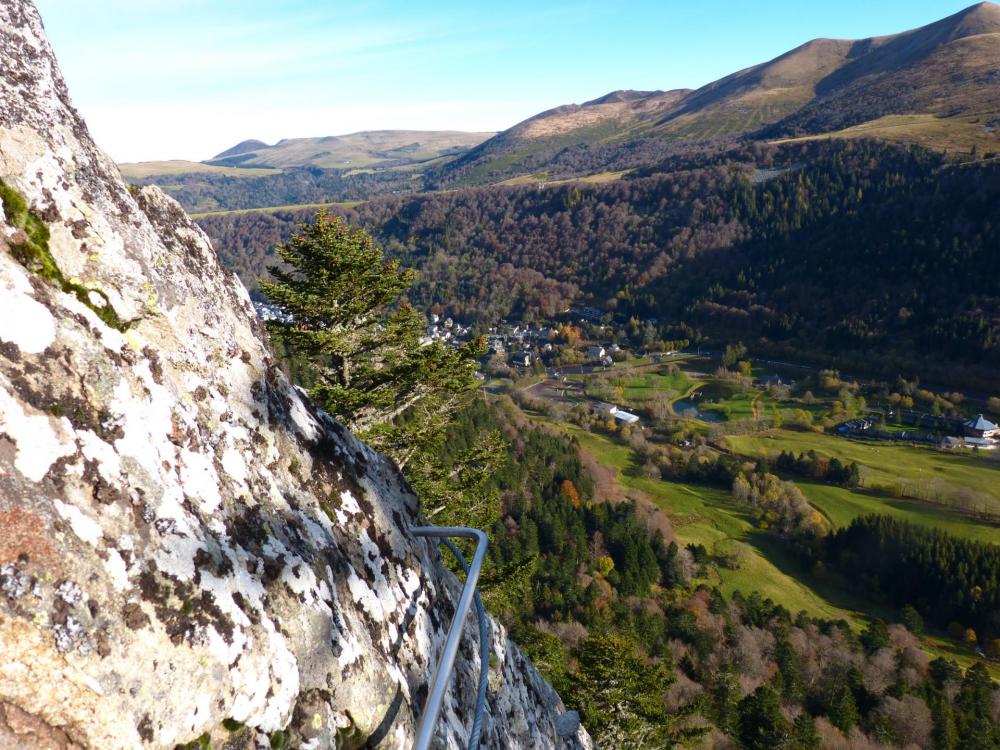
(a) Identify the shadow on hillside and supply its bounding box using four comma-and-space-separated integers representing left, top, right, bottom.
739, 532, 896, 622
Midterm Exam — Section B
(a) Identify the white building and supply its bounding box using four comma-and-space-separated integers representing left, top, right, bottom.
586, 345, 606, 362
964, 414, 1000, 439
595, 402, 641, 425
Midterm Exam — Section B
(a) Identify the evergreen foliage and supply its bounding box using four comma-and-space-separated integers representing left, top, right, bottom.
439, 400, 1000, 748
203, 139, 1000, 389
823, 514, 1000, 640
260, 212, 491, 525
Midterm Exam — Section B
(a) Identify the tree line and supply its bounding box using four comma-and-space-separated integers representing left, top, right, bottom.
821, 515, 1000, 644
199, 139, 1000, 388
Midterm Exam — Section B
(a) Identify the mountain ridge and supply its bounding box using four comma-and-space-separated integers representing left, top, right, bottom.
437, 1, 1000, 184
212, 138, 269, 159
123, 3, 1000, 205
205, 129, 495, 170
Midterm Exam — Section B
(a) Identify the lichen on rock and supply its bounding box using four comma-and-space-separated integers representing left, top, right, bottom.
0, 2, 592, 749
0, 178, 127, 331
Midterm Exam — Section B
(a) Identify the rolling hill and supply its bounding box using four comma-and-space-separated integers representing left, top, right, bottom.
117, 159, 281, 180
438, 2, 1000, 185
124, 4, 1000, 207
203, 129, 495, 170
120, 130, 496, 213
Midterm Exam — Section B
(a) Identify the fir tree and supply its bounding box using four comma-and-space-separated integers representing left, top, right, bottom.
260, 211, 490, 516
827, 683, 860, 733
775, 636, 803, 701
929, 690, 958, 750
792, 712, 820, 750
737, 685, 792, 750
708, 664, 741, 736
569, 634, 704, 749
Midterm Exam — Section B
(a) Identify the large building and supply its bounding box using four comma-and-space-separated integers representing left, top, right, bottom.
595, 402, 641, 426
963, 414, 1000, 439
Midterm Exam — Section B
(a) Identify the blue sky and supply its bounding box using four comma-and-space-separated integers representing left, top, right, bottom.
34, 0, 982, 162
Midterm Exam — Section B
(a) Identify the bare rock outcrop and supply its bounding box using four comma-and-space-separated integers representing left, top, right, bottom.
0, 2, 592, 748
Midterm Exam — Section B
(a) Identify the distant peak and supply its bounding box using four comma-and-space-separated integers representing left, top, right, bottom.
583, 90, 662, 106
961, 0, 1000, 16
212, 139, 268, 159
939, 0, 1000, 37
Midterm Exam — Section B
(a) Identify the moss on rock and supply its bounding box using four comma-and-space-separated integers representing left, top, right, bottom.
0, 179, 128, 331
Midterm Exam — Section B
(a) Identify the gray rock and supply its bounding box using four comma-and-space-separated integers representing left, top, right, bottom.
555, 711, 581, 737
0, 3, 593, 749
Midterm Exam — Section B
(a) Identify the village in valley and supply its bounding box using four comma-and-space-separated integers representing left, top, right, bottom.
447, 304, 1000, 670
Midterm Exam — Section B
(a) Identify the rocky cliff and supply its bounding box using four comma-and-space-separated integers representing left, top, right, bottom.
0, 3, 592, 748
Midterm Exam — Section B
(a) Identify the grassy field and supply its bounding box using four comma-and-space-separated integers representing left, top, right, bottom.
190, 200, 363, 219
797, 482, 999, 544
497, 169, 632, 188
558, 422, 868, 623
692, 380, 764, 421
519, 348, 1000, 674
772, 112, 1000, 156
616, 370, 692, 403
118, 160, 281, 179
542, 419, 998, 676
728, 430, 1000, 504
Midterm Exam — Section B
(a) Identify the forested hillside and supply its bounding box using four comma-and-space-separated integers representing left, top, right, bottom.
435, 397, 1000, 749
198, 139, 1000, 387
823, 516, 1000, 641
126, 166, 418, 214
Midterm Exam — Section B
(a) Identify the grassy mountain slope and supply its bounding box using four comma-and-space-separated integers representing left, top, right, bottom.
118, 160, 280, 179
773, 113, 1000, 156
125, 4, 1000, 208
204, 129, 494, 169
213, 139, 269, 159
651, 38, 856, 142
440, 2, 1000, 185
773, 2, 1000, 135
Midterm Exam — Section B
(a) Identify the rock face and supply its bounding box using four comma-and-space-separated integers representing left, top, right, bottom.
0, 3, 593, 749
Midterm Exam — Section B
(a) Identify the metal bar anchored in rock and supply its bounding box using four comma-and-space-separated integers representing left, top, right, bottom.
411, 527, 490, 750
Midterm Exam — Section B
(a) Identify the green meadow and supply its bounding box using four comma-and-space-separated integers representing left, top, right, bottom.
797, 481, 999, 544
559, 423, 868, 624
541, 418, 998, 677
728, 430, 1000, 519
522, 343, 1000, 670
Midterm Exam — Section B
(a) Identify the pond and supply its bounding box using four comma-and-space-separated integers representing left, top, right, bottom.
673, 398, 725, 423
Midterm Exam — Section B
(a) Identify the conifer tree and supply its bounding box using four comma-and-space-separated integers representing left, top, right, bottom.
792, 712, 820, 750
929, 690, 958, 750
261, 211, 491, 513
737, 685, 792, 750
569, 634, 703, 749
827, 683, 860, 732
708, 664, 741, 735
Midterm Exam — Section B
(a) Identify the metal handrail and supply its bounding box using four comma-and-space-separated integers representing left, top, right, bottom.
411, 527, 491, 750
438, 537, 490, 750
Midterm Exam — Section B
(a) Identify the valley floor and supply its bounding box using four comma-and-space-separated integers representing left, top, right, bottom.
504, 353, 1000, 678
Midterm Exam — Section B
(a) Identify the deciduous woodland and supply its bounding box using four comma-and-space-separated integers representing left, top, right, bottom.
199, 140, 1000, 390
430, 398, 1000, 750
